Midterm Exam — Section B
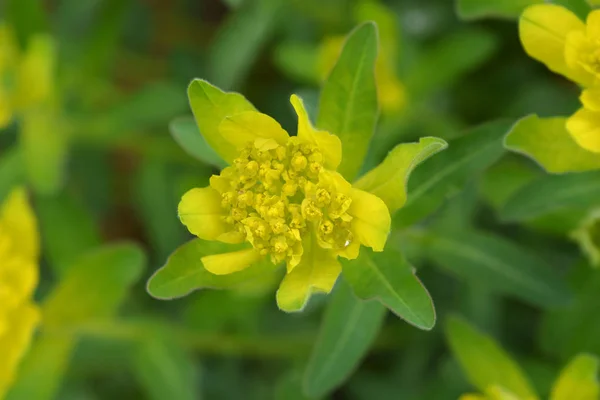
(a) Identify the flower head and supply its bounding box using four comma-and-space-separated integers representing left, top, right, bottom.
179, 94, 391, 311
0, 188, 40, 397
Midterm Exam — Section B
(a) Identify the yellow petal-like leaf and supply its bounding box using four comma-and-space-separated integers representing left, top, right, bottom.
567, 107, 600, 153
0, 188, 39, 259
201, 248, 262, 275
550, 354, 599, 400
219, 111, 289, 150
178, 187, 231, 241
348, 188, 391, 252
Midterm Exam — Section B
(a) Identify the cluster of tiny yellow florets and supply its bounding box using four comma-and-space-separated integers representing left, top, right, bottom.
216, 139, 354, 267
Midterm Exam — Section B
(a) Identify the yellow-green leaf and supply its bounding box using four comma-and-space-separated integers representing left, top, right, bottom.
446, 316, 539, 399
550, 354, 599, 400
317, 22, 378, 181
187, 79, 256, 164
456, 0, 543, 20
505, 115, 600, 174
354, 137, 447, 213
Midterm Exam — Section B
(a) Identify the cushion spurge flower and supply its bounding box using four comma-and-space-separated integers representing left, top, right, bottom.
519, 5, 600, 152
178, 94, 391, 311
0, 188, 40, 397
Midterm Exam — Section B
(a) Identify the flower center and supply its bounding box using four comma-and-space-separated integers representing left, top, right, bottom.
215, 139, 354, 267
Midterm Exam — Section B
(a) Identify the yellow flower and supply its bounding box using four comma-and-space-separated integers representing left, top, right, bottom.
0, 188, 40, 398
0, 23, 55, 130
178, 94, 391, 311
520, 5, 600, 152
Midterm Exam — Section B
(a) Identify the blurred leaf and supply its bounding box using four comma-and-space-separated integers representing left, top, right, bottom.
552, 0, 592, 20
146, 238, 274, 300
455, 0, 542, 20
169, 117, 227, 168
446, 316, 538, 399
36, 192, 101, 276
275, 371, 312, 400
406, 28, 498, 98
0, 147, 25, 202
187, 79, 256, 164
273, 43, 319, 84
5, 0, 47, 47
394, 120, 513, 228
408, 229, 571, 308
355, 137, 448, 213
132, 332, 201, 400
500, 171, 600, 222
44, 243, 146, 327
550, 354, 599, 400
222, 0, 246, 8
317, 22, 378, 181
208, 0, 283, 89
20, 109, 68, 195
505, 115, 600, 173
303, 280, 386, 398
342, 248, 435, 330
480, 157, 541, 211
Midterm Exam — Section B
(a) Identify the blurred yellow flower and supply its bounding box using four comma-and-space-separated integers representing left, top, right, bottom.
0, 23, 55, 129
178, 95, 391, 311
0, 188, 40, 398
520, 6, 600, 152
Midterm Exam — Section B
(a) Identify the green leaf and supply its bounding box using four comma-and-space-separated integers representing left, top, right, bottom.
500, 170, 600, 222
273, 43, 320, 84
303, 280, 387, 398
355, 137, 447, 213
187, 79, 256, 164
0, 147, 25, 202
550, 354, 599, 400
5, 0, 47, 48
147, 238, 274, 300
207, 0, 282, 89
275, 371, 312, 400
43, 243, 146, 327
342, 248, 435, 330
407, 229, 571, 308
169, 116, 227, 168
394, 120, 513, 228
36, 192, 101, 276
446, 316, 538, 399
504, 115, 600, 174
455, 0, 543, 20
132, 332, 201, 400
317, 22, 378, 181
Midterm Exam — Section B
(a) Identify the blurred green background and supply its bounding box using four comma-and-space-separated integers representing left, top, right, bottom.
1, 0, 599, 399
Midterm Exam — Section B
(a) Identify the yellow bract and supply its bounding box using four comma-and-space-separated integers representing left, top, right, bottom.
520, 6, 600, 152
0, 23, 55, 130
179, 94, 391, 311
0, 188, 40, 398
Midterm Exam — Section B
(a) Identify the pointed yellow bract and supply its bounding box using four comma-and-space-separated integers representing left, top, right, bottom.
520, 6, 600, 152
0, 188, 40, 398
178, 94, 392, 312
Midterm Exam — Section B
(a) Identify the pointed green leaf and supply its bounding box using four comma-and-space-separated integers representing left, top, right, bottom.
500, 170, 600, 222
342, 248, 435, 330
505, 115, 600, 174
446, 316, 538, 399
394, 120, 513, 228
550, 354, 599, 400
303, 280, 386, 398
187, 79, 256, 164
355, 137, 447, 213
147, 238, 274, 300
456, 0, 542, 20
408, 229, 571, 308
317, 22, 378, 181
170, 116, 228, 168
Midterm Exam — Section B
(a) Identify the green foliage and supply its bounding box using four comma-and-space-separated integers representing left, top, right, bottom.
455, 0, 543, 20
550, 354, 599, 400
317, 22, 378, 181
169, 117, 227, 168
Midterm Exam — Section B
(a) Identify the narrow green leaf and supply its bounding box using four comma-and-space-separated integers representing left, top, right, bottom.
446, 316, 538, 399
146, 238, 274, 300
43, 243, 146, 327
342, 248, 435, 330
132, 332, 201, 400
408, 229, 571, 308
169, 116, 227, 168
504, 115, 600, 174
187, 79, 256, 164
303, 280, 386, 398
0, 147, 25, 202
394, 120, 513, 228
455, 0, 542, 20
500, 171, 600, 222
354, 137, 447, 213
317, 22, 378, 181
275, 371, 312, 400
207, 0, 282, 89
550, 354, 599, 400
